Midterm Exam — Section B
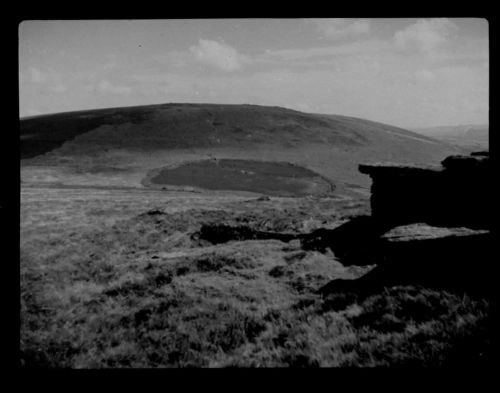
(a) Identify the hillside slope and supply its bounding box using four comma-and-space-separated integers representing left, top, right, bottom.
20, 103, 461, 193
413, 124, 489, 152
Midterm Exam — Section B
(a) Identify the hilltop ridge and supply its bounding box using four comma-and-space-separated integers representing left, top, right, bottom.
20, 103, 461, 195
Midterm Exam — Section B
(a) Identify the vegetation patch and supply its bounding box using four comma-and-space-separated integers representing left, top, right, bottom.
20, 187, 491, 367
172, 252, 258, 276
20, 106, 155, 159
218, 286, 491, 367
144, 159, 334, 197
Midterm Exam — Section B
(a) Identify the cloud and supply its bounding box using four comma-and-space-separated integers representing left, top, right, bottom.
394, 18, 458, 53
414, 69, 435, 83
29, 67, 47, 83
49, 83, 67, 93
256, 39, 389, 67
307, 19, 371, 40
189, 39, 246, 72
96, 80, 132, 95
25, 67, 67, 93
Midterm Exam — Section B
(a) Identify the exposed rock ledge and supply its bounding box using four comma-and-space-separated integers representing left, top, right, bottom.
358, 151, 490, 229
318, 151, 491, 297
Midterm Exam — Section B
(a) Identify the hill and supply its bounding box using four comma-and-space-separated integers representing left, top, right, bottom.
21, 104, 489, 367
21, 103, 461, 195
412, 124, 488, 152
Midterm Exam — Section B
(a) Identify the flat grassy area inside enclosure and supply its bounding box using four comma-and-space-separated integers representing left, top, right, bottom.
149, 159, 332, 197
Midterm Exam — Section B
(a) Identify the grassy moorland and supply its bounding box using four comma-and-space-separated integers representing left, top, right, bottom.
21, 103, 444, 159
20, 103, 487, 367
20, 186, 490, 367
413, 124, 489, 153
21, 103, 461, 193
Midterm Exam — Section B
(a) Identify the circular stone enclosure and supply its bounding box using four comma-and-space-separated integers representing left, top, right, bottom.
143, 159, 334, 197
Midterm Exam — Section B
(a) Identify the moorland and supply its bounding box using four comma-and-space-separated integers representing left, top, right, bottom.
20, 103, 490, 367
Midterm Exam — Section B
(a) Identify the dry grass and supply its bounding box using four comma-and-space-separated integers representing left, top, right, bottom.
20, 184, 490, 368
20, 103, 481, 368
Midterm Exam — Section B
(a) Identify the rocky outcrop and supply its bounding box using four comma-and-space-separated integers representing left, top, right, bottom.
358, 151, 490, 229
318, 151, 492, 297
301, 215, 389, 265
319, 224, 492, 297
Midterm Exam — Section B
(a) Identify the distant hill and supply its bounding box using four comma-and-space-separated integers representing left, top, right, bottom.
20, 103, 462, 193
412, 124, 488, 152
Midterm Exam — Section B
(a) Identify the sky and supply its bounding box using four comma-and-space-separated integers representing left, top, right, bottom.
18, 18, 489, 129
